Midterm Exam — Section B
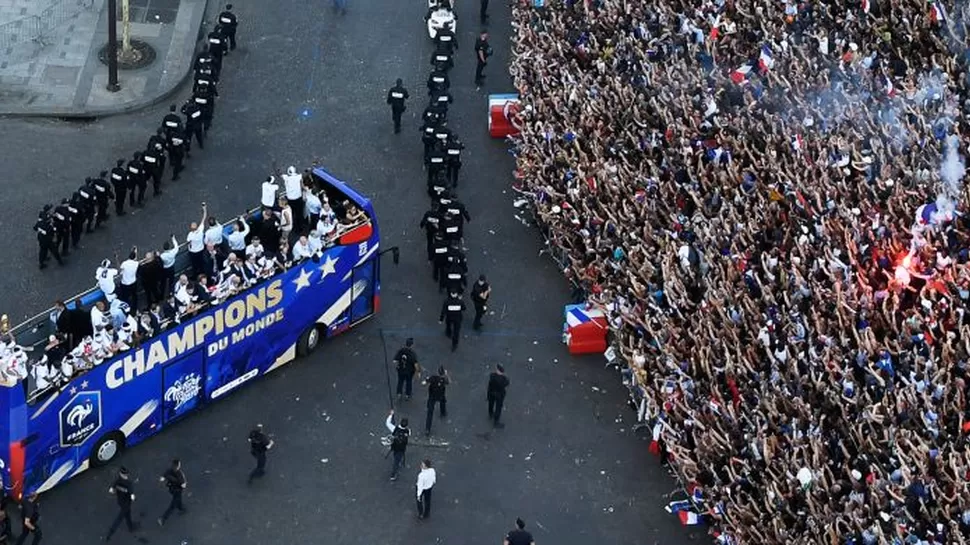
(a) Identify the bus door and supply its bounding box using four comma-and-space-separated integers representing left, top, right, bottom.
350, 259, 377, 324
161, 349, 205, 425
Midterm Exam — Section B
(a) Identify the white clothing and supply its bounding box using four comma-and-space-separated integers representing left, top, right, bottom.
416, 468, 436, 498
160, 236, 179, 268
283, 170, 303, 200
304, 191, 322, 217
91, 307, 110, 331
96, 266, 118, 295
120, 259, 139, 286
279, 206, 293, 234
187, 225, 205, 252
261, 180, 279, 208
308, 233, 324, 255
317, 216, 337, 237
292, 240, 313, 261
204, 224, 224, 246
245, 242, 264, 260
228, 222, 250, 251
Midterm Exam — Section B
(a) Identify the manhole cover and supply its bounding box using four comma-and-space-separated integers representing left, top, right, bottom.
97, 39, 156, 70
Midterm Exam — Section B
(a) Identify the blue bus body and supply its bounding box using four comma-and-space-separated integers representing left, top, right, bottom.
0, 167, 384, 497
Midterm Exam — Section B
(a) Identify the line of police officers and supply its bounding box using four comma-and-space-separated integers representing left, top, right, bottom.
32, 5, 240, 272
386, 13, 491, 352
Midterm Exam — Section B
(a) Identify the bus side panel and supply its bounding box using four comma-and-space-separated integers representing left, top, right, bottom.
23, 361, 163, 494
162, 350, 205, 424
0, 386, 19, 497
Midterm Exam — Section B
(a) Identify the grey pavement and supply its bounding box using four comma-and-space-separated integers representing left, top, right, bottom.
0, 0, 705, 543
0, 0, 206, 116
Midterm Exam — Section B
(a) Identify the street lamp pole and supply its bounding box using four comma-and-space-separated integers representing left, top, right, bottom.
106, 0, 120, 92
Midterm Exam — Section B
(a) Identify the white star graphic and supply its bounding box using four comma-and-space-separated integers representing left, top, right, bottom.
69, 386, 77, 395
293, 267, 313, 292
317, 255, 339, 282
81, 380, 89, 389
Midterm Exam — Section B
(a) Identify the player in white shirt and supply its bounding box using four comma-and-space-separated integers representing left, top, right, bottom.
261, 176, 279, 209
245, 237, 264, 260
304, 187, 323, 227
282, 166, 305, 233
187, 204, 208, 276
308, 230, 324, 256
292, 236, 313, 261
227, 216, 250, 255
119, 247, 140, 309
90, 301, 110, 332
96, 259, 119, 301
204, 216, 225, 248
160, 235, 179, 296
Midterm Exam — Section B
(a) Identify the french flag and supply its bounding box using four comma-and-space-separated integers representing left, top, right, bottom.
861, 0, 870, 13
757, 45, 775, 73
647, 421, 663, 455
791, 134, 803, 153
930, 1, 947, 24
730, 62, 753, 84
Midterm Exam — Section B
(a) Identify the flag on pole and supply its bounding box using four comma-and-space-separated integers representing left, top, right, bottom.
757, 45, 775, 73
648, 420, 663, 455
730, 63, 753, 84
665, 499, 693, 514
930, 1, 947, 24
861, 0, 870, 13
678, 511, 702, 525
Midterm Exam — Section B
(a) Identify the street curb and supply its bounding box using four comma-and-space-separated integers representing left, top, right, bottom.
0, 0, 209, 119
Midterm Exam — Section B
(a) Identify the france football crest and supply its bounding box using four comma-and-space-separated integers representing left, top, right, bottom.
58, 391, 102, 448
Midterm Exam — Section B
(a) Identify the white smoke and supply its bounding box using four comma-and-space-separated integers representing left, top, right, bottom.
937, 134, 966, 219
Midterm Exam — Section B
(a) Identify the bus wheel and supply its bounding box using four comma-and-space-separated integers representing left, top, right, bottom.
90, 432, 126, 467
297, 326, 320, 357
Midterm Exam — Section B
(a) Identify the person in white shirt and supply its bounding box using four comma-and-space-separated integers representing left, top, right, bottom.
96, 259, 119, 301
160, 235, 179, 298
308, 230, 324, 256
204, 216, 225, 249
282, 166, 305, 234
261, 176, 279, 209
416, 459, 436, 519
317, 212, 337, 239
258, 255, 276, 279
187, 204, 208, 277
292, 235, 313, 262
245, 237, 264, 261
304, 187, 323, 228
119, 247, 140, 309
227, 216, 250, 257
90, 301, 110, 332
278, 197, 294, 240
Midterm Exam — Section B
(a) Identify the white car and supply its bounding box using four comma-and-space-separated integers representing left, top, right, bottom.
426, 0, 456, 39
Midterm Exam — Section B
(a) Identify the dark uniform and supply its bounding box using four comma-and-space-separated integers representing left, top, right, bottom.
471, 275, 491, 329
386, 80, 410, 134
161, 105, 183, 137
192, 89, 216, 132
166, 127, 186, 180
15, 494, 41, 545
90, 173, 113, 226
181, 99, 205, 149
51, 201, 72, 256
247, 426, 272, 484
430, 88, 453, 113
474, 34, 491, 86
431, 44, 454, 72
74, 183, 96, 234
487, 367, 509, 426
34, 210, 62, 269
62, 198, 83, 249
105, 469, 136, 541
206, 29, 228, 76
192, 71, 218, 99
439, 292, 465, 351
442, 197, 471, 240
142, 143, 164, 196
427, 69, 450, 95
430, 232, 449, 281
426, 143, 447, 188
425, 369, 449, 434
217, 5, 238, 50
419, 204, 442, 261
394, 340, 418, 398
110, 160, 129, 216
158, 461, 187, 525
429, 171, 449, 201
126, 153, 147, 207
441, 259, 467, 294
433, 27, 457, 54
388, 416, 409, 480
445, 135, 464, 187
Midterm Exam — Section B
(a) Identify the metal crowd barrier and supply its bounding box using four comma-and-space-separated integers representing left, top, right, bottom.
0, 0, 95, 63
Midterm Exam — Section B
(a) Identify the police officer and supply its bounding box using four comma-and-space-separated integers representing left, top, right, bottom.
442, 195, 471, 240
193, 68, 218, 98
148, 128, 168, 173
34, 208, 62, 269
487, 364, 509, 427
424, 366, 449, 434
430, 231, 449, 282
52, 199, 73, 257
142, 141, 164, 197
471, 274, 491, 330
105, 467, 137, 541
217, 4, 238, 50
440, 211, 461, 247
126, 152, 147, 207
394, 338, 419, 399
445, 134, 464, 187
474, 31, 491, 87
385, 410, 410, 480
441, 254, 467, 294
74, 182, 97, 234
386, 79, 409, 134
192, 88, 216, 132
419, 202, 442, 262
427, 68, 450, 96
420, 117, 439, 166
247, 423, 274, 484
161, 104, 183, 137
15, 492, 41, 545
432, 120, 452, 148
426, 141, 447, 188
181, 99, 205, 150
90, 173, 113, 226
430, 88, 453, 113
166, 126, 187, 180
429, 171, 449, 201
439, 291, 465, 351
193, 49, 217, 82
434, 24, 457, 54
157, 459, 187, 526
110, 159, 129, 216
206, 27, 228, 74
62, 196, 83, 250
430, 47, 453, 73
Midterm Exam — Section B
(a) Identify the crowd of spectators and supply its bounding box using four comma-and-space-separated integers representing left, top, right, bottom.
511, 0, 970, 542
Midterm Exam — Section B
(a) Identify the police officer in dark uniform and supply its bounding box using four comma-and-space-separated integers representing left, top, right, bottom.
394, 338, 419, 399
181, 99, 205, 150
157, 459, 187, 526
426, 142, 447, 188
441, 256, 467, 295
51, 200, 73, 256
430, 231, 449, 282
16, 492, 41, 545
161, 104, 183, 137
63, 196, 83, 249
386, 410, 410, 480
126, 152, 147, 207
166, 126, 186, 180
434, 25, 457, 54
206, 27, 228, 74
247, 424, 274, 485
74, 182, 96, 234
105, 467, 137, 541
429, 171, 449, 202
142, 140, 164, 196
440, 211, 461, 248
432, 120, 452, 148
439, 291, 465, 351
192, 88, 216, 132
90, 173, 113, 226
419, 202, 442, 262
487, 364, 509, 427
193, 49, 217, 82
445, 134, 464, 188
386, 79, 410, 134
34, 208, 62, 269
192, 68, 218, 98
442, 196, 471, 240
424, 366, 450, 434
110, 159, 129, 216
430, 42, 454, 73
217, 4, 238, 50
420, 117, 439, 165
471, 274, 491, 330
430, 88, 453, 113
427, 68, 450, 96
148, 128, 168, 172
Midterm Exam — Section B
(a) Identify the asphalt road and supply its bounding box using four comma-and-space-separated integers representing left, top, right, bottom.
0, 0, 703, 544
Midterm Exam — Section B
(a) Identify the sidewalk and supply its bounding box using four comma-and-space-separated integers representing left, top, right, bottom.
0, 0, 207, 117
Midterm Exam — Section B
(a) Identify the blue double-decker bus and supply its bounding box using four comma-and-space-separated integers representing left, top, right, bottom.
0, 167, 394, 497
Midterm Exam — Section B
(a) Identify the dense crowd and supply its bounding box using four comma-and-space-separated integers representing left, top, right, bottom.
511, 0, 970, 542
